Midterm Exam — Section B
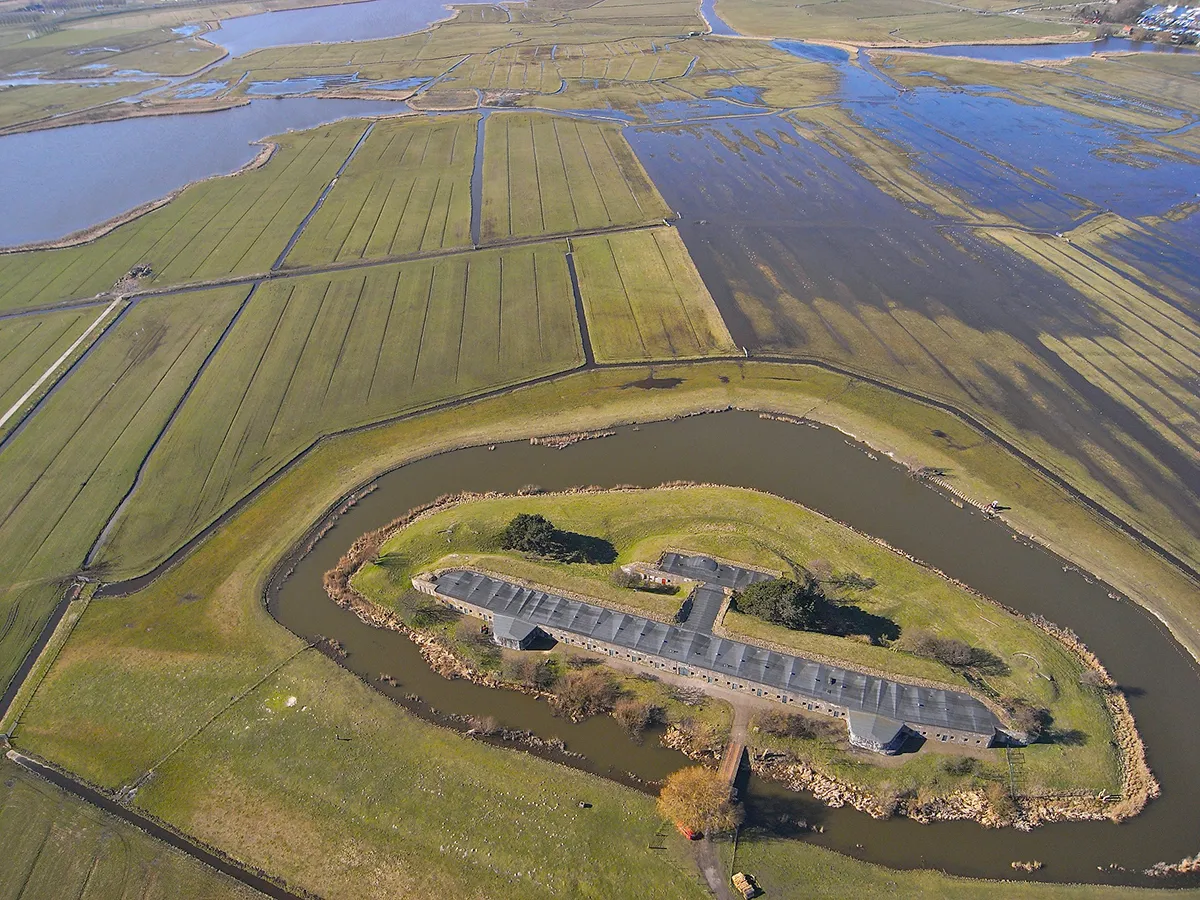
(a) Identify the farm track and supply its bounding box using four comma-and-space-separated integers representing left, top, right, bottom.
0, 220, 675, 321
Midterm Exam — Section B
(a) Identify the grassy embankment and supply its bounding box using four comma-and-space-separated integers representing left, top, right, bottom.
0, 288, 246, 696
573, 230, 737, 361
0, 757, 257, 900
353, 485, 1120, 796
11, 362, 1200, 900
726, 836, 1200, 900
712, 0, 1082, 42
0, 120, 366, 311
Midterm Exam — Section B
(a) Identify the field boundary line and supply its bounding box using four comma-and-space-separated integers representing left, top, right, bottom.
7, 750, 316, 900
84, 283, 260, 568
0, 297, 121, 433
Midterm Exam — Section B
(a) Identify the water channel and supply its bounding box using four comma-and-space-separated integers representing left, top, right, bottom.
269, 411, 1200, 888
0, 98, 401, 247
205, 0, 456, 58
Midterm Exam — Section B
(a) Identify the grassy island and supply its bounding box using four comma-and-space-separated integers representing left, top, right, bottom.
352, 485, 1131, 810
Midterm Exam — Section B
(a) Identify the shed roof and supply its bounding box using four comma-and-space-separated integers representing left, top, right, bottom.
493, 615, 539, 644
435, 569, 1001, 738
847, 711, 907, 746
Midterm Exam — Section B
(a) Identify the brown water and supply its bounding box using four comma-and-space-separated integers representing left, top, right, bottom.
269, 410, 1200, 887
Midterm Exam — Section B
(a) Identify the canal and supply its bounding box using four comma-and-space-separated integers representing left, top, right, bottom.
269, 410, 1200, 888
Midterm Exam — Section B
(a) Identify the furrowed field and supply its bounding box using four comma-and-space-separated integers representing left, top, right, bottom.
283, 114, 476, 266
0, 758, 257, 900
482, 112, 671, 241
96, 245, 584, 575
0, 120, 366, 312
0, 305, 111, 433
0, 288, 245, 694
573, 228, 735, 361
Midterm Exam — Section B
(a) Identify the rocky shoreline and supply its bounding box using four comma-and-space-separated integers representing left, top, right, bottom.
319, 483, 1158, 830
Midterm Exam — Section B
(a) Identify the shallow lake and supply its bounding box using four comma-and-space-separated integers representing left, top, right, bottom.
0, 98, 401, 247
269, 411, 1200, 887
207, 0, 456, 58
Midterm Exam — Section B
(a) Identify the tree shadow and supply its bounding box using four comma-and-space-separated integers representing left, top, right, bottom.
968, 647, 1011, 677
553, 530, 617, 564
816, 599, 900, 643
1040, 727, 1089, 747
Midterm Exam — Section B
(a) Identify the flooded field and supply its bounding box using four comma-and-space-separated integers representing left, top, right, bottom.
625, 115, 1200, 549
270, 411, 1200, 887
899, 37, 1199, 62
0, 98, 399, 246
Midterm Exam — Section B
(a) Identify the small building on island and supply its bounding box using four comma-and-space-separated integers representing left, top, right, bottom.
491, 615, 543, 650
846, 711, 913, 755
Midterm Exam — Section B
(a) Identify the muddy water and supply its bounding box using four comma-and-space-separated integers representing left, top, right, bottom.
270, 410, 1200, 887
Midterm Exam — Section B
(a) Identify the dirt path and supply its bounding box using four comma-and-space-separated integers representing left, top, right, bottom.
693, 837, 737, 900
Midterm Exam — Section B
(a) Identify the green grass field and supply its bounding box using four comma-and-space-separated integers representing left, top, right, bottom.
11, 362, 1195, 900
0, 306, 111, 433
481, 112, 672, 241
0, 120, 366, 312
283, 114, 476, 266
0, 80, 169, 133
0, 757, 257, 900
573, 229, 736, 361
0, 288, 244, 695
97, 245, 584, 576
356, 484, 1120, 795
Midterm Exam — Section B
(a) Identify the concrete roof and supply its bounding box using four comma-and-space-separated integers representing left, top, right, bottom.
493, 615, 539, 644
434, 569, 1001, 738
847, 711, 908, 746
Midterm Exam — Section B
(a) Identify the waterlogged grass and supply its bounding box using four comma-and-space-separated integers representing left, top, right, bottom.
98, 245, 584, 576
715, 0, 1076, 42
481, 112, 671, 241
356, 484, 1119, 794
0, 80, 168, 132
0, 288, 245, 695
284, 113, 476, 266
574, 229, 736, 361
0, 758, 256, 900
0, 120, 366, 311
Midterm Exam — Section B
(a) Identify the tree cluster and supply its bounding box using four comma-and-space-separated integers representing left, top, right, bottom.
657, 766, 743, 835
753, 709, 828, 741
1004, 697, 1052, 741
732, 575, 824, 630
500, 513, 616, 563
551, 669, 620, 719
899, 629, 1009, 675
